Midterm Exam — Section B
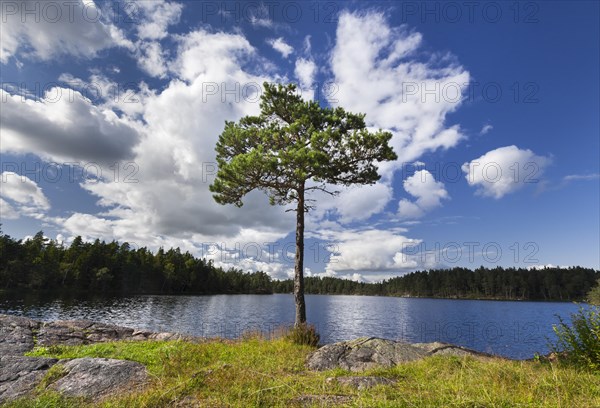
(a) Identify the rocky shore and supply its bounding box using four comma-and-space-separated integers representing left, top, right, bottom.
0, 314, 197, 403
0, 314, 502, 404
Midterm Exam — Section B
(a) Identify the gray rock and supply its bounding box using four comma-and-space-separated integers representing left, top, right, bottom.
327, 376, 395, 390
307, 337, 499, 372
412, 342, 498, 358
0, 315, 41, 355
0, 356, 58, 403
306, 337, 428, 372
0, 315, 163, 403
48, 358, 148, 400
0, 314, 200, 353
37, 319, 136, 346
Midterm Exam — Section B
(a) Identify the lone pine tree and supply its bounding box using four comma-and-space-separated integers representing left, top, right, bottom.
210, 83, 397, 326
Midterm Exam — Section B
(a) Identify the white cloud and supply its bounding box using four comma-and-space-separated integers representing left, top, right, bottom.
335, 183, 393, 223
217, 257, 294, 281
303, 35, 312, 54
58, 73, 155, 118
294, 57, 317, 93
312, 11, 469, 226
563, 174, 600, 182
480, 124, 493, 135
462, 145, 552, 199
398, 170, 449, 219
38, 28, 296, 253
0, 0, 133, 64
0, 87, 141, 164
268, 37, 293, 58
172, 30, 255, 81
133, 0, 183, 40
0, 198, 19, 220
315, 228, 426, 275
136, 41, 168, 78
527, 264, 565, 270
331, 11, 470, 179
0, 172, 50, 219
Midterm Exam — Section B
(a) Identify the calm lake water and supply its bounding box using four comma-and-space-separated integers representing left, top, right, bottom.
0, 293, 582, 359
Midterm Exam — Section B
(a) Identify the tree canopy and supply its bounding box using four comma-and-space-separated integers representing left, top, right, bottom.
210, 83, 397, 207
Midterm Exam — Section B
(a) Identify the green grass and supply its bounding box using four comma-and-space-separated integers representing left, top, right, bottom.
5, 337, 599, 407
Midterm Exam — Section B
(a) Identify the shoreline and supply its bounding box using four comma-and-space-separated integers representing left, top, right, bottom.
2, 314, 596, 407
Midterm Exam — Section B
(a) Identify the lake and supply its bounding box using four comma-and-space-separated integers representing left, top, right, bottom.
0, 293, 582, 359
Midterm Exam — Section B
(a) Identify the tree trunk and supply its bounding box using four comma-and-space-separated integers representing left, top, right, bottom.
294, 184, 306, 326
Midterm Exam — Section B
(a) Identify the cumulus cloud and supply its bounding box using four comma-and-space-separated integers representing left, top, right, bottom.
133, 0, 183, 40
136, 41, 168, 78
40, 28, 296, 261
462, 145, 552, 199
172, 30, 255, 81
0, 0, 181, 82
331, 10, 470, 178
57, 73, 154, 117
0, 0, 133, 64
398, 170, 449, 219
268, 37, 293, 58
318, 11, 469, 224
335, 183, 393, 223
0, 25, 295, 268
310, 228, 429, 277
0, 172, 50, 218
0, 87, 141, 163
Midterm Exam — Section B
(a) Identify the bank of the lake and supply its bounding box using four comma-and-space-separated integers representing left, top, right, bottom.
2, 334, 599, 406
1, 314, 599, 407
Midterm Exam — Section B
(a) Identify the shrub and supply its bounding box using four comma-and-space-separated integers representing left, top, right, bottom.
551, 306, 600, 370
284, 323, 320, 347
587, 279, 600, 305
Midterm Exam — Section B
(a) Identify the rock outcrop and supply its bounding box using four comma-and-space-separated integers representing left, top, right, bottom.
0, 314, 41, 356
307, 337, 498, 372
306, 337, 427, 371
48, 358, 148, 399
0, 356, 58, 402
0, 314, 177, 403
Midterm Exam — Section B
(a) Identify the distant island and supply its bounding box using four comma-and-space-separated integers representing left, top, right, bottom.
1, 231, 598, 301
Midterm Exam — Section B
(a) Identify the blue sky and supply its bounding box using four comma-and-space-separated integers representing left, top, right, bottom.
1, 0, 598, 281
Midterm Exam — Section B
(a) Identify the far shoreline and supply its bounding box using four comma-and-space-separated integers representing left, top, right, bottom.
0, 288, 586, 304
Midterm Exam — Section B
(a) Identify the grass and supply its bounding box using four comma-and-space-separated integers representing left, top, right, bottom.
4, 336, 599, 407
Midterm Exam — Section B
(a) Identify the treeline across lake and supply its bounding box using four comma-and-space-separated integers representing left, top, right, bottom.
1, 231, 598, 300
273, 267, 600, 301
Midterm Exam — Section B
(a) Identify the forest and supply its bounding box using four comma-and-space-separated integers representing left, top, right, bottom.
1, 231, 598, 301
273, 268, 600, 301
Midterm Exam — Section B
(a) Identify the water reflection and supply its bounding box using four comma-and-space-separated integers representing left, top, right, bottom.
0, 292, 579, 359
